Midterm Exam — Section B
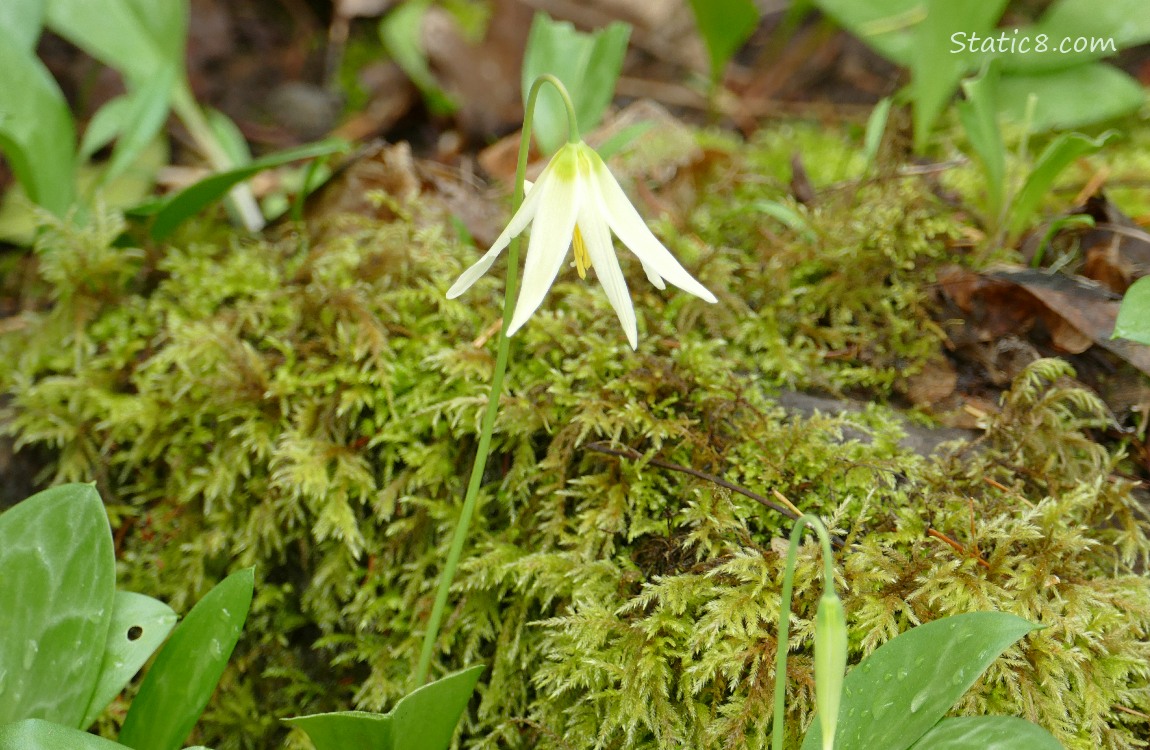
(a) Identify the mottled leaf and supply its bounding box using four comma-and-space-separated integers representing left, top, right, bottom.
0, 484, 114, 727
801, 612, 1039, 750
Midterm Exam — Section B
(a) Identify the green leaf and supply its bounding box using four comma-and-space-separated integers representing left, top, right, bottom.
811, 0, 922, 65
908, 716, 1064, 749
0, 0, 44, 53
1115, 276, 1150, 345
44, 0, 186, 86
801, 612, 1039, 750
380, 1, 456, 116
285, 664, 485, 750
0, 484, 115, 727
148, 138, 348, 240
908, 0, 1007, 152
686, 0, 760, 85
993, 0, 1150, 72
956, 65, 1005, 221
92, 64, 178, 188
1009, 130, 1115, 236
521, 13, 631, 156
0, 23, 76, 215
861, 96, 892, 172
996, 64, 1144, 132
0, 719, 133, 750
79, 592, 178, 730
117, 568, 255, 750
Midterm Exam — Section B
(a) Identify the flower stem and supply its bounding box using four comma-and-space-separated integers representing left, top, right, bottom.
771, 515, 838, 750
413, 74, 579, 687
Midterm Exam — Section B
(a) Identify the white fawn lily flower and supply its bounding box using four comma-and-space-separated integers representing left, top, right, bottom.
446, 140, 717, 349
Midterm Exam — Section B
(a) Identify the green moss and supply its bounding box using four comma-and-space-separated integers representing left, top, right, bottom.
2, 125, 1148, 750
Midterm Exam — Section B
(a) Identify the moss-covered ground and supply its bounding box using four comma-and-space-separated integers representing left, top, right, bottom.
3, 116, 1150, 749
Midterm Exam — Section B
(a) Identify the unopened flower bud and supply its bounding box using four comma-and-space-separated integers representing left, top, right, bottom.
814, 589, 847, 750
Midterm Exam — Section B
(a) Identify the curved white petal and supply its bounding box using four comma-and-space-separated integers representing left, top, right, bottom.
445, 170, 548, 299
639, 260, 666, 290
591, 157, 717, 303
506, 168, 581, 337
579, 202, 638, 349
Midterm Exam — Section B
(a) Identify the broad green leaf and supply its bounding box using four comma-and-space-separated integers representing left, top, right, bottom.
286, 711, 393, 749
79, 592, 178, 730
380, 1, 455, 115
812, 0, 922, 65
521, 13, 631, 156
996, 64, 1144, 132
285, 664, 485, 750
118, 568, 254, 750
1115, 276, 1150, 345
801, 612, 1039, 750
908, 0, 1007, 152
1009, 130, 1115, 236
908, 716, 1063, 749
686, 0, 760, 85
44, 0, 185, 86
0, 484, 114, 727
0, 23, 76, 215
956, 65, 1005, 221
0, 0, 44, 52
148, 138, 348, 239
0, 719, 132, 750
94, 64, 178, 188
994, 0, 1150, 72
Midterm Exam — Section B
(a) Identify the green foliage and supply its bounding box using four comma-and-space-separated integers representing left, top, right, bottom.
801, 612, 1042, 750
686, 0, 760, 87
0, 483, 251, 749
1115, 277, 1150, 345
521, 13, 631, 155
955, 63, 1115, 244
286, 665, 485, 750
119, 568, 254, 750
814, 0, 1147, 149
2, 126, 1148, 750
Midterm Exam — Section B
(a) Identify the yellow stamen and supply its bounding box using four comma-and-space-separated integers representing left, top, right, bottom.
572, 225, 589, 280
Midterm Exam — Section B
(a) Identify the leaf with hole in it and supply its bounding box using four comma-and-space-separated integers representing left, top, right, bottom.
0, 484, 114, 727
79, 592, 178, 730
1009, 130, 1115, 236
521, 13, 630, 157
1115, 276, 1150, 346
801, 612, 1039, 750
908, 716, 1063, 749
117, 568, 254, 750
285, 664, 485, 750
147, 138, 347, 239
0, 719, 134, 750
686, 0, 760, 86
0, 24, 76, 215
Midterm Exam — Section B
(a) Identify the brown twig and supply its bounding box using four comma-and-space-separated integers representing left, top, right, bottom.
582, 441, 845, 549
926, 528, 990, 569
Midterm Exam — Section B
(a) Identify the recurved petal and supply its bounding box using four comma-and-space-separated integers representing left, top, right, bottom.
639, 260, 666, 290
506, 166, 581, 337
446, 167, 548, 299
579, 203, 638, 349
591, 157, 717, 304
